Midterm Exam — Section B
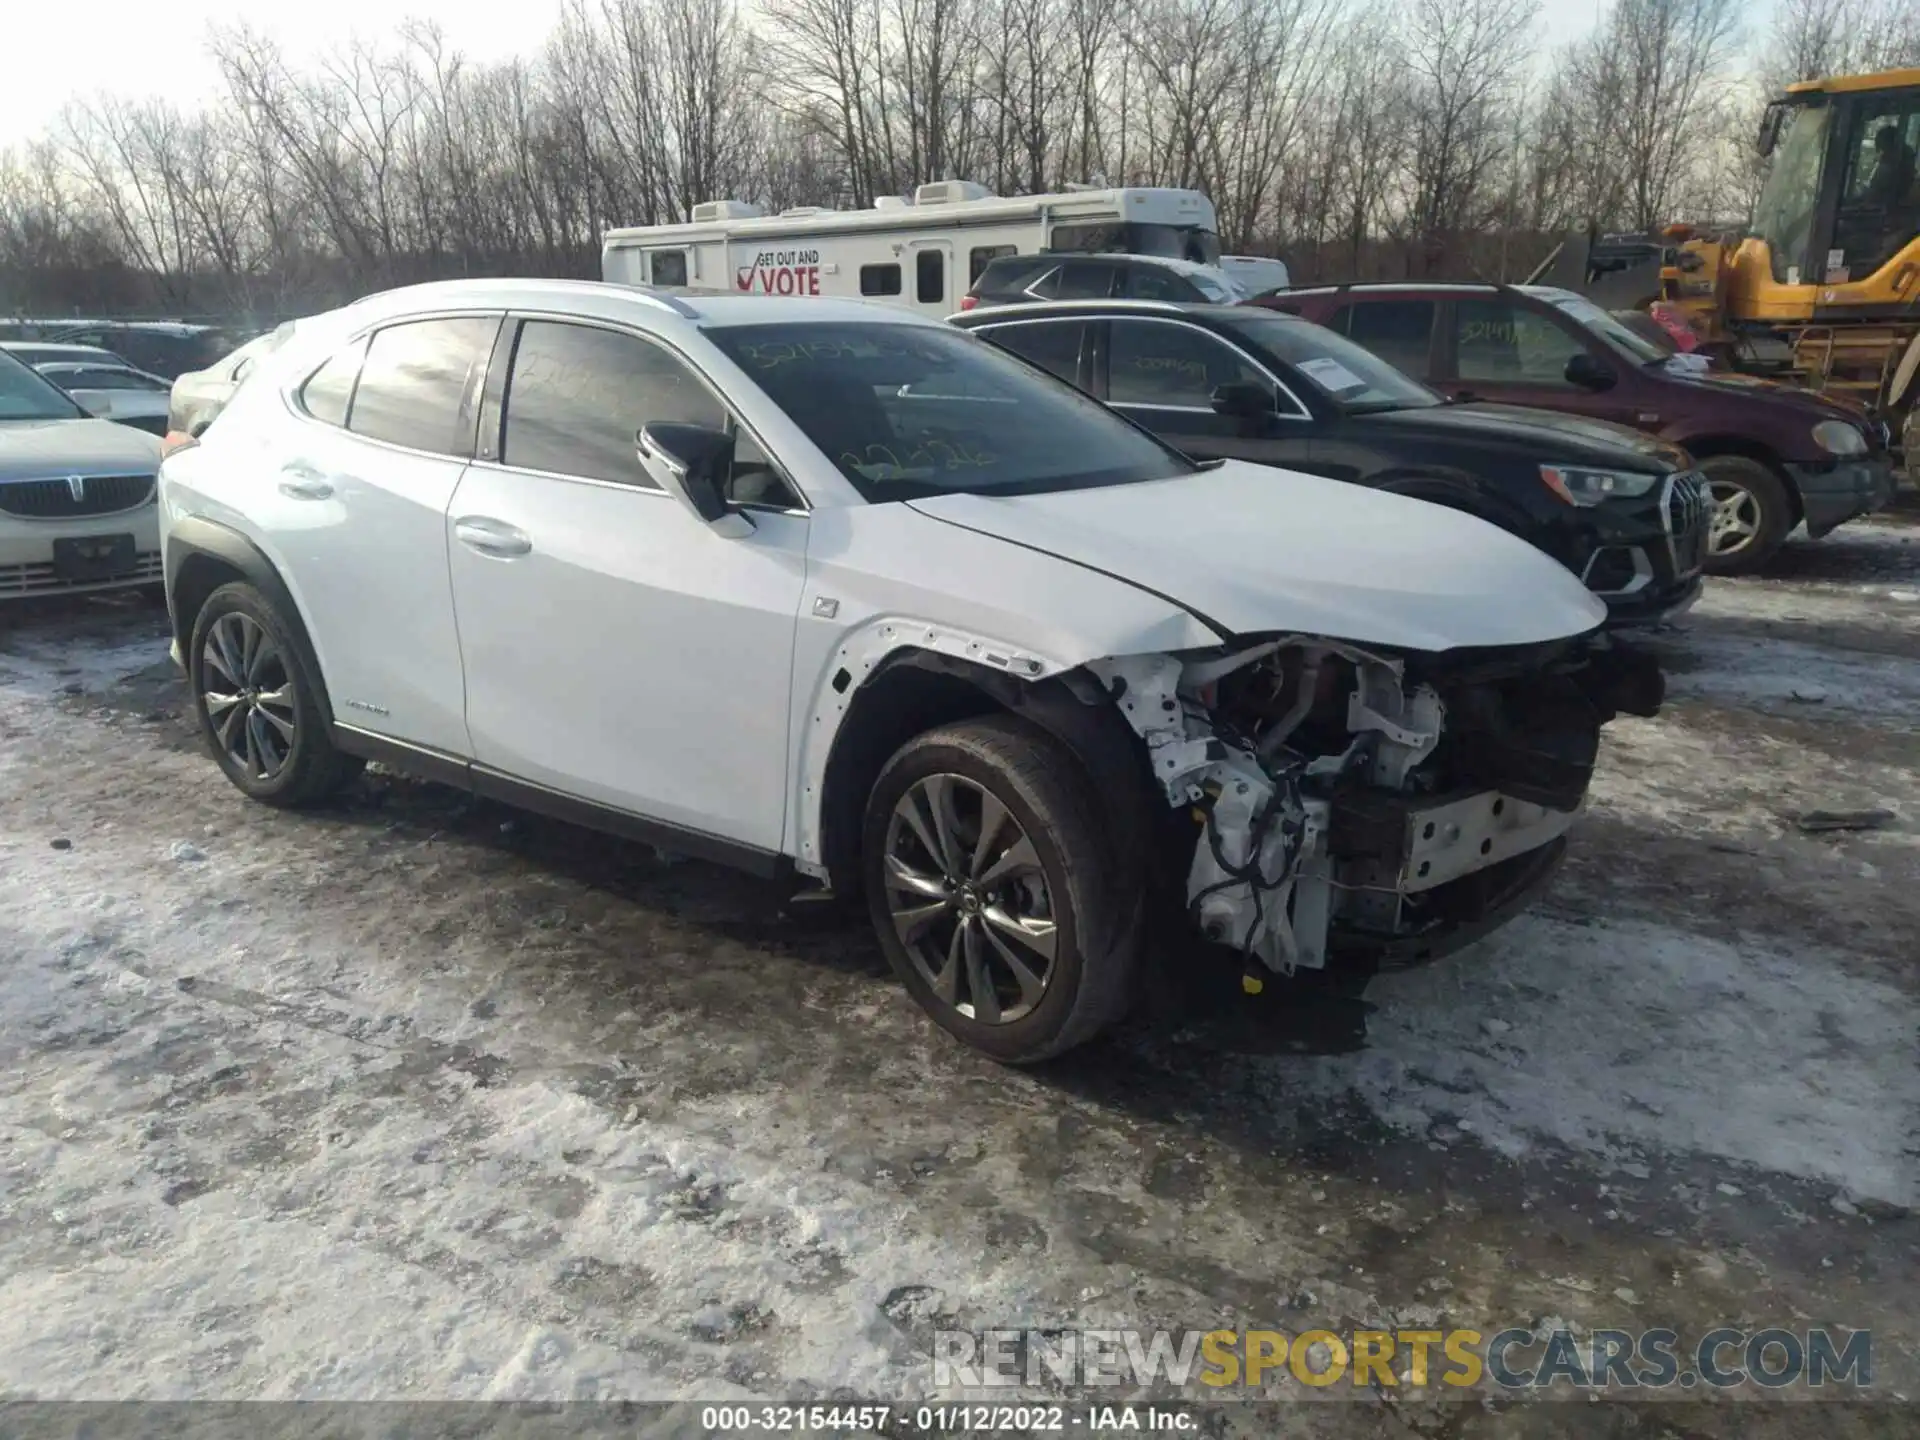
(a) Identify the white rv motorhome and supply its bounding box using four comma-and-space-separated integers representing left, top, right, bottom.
601, 180, 1221, 316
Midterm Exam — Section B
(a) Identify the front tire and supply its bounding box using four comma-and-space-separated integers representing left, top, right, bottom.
1700, 455, 1792, 575
188, 581, 362, 806
861, 715, 1138, 1064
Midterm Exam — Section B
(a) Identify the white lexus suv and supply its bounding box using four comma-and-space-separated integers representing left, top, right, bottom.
158, 279, 1661, 1062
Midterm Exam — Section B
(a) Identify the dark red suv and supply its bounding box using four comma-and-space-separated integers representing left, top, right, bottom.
1255, 282, 1900, 574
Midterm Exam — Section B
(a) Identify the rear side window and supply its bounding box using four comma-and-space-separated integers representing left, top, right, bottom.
349, 317, 497, 455
298, 338, 367, 427
980, 321, 1085, 384
501, 319, 725, 488
1055, 260, 1117, 300
861, 264, 903, 297
1337, 300, 1436, 378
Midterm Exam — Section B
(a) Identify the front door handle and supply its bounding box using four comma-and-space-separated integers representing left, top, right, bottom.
277, 463, 333, 501
454, 516, 533, 558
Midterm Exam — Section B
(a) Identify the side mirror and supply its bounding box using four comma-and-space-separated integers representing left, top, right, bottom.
1564, 352, 1617, 391
637, 422, 754, 538
1210, 380, 1277, 418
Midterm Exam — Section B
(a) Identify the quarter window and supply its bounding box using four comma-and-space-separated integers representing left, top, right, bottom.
1108, 320, 1273, 409
1337, 300, 1435, 378
349, 317, 497, 455
298, 338, 366, 428
1453, 300, 1584, 387
980, 321, 1085, 384
501, 320, 725, 488
861, 264, 903, 297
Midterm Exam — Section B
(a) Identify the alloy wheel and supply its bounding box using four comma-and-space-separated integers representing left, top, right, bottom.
883, 773, 1059, 1024
202, 612, 297, 782
1705, 478, 1762, 558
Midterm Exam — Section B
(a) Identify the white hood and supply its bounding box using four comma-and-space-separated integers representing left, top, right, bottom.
907, 461, 1608, 653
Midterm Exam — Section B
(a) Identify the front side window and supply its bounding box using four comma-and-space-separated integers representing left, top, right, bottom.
978, 320, 1085, 384
70, 368, 161, 391
1453, 300, 1585, 387
1752, 101, 1831, 283
1107, 320, 1272, 409
1126, 266, 1196, 302
1337, 300, 1436, 378
0, 351, 86, 421
349, 317, 497, 455
708, 321, 1192, 501
1834, 103, 1920, 278
298, 338, 367, 428
502, 320, 724, 488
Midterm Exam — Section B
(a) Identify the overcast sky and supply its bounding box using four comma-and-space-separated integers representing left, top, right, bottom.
0, 0, 1742, 152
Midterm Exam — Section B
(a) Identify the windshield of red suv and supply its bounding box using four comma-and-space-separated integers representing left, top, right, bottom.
1221, 312, 1440, 412
709, 321, 1196, 501
0, 349, 88, 421
1529, 288, 1668, 366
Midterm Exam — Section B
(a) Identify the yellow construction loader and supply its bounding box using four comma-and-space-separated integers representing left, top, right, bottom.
1535, 66, 1920, 468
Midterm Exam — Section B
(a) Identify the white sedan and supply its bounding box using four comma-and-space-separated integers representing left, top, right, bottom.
157, 279, 1661, 1061
31, 357, 172, 436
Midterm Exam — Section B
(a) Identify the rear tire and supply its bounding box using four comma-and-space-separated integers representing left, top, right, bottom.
1699, 455, 1792, 575
861, 715, 1138, 1064
188, 581, 362, 807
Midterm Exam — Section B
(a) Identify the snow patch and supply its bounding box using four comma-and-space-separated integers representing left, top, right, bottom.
1296, 915, 1920, 1205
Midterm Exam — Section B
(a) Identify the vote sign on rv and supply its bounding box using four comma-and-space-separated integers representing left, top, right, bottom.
736, 250, 822, 295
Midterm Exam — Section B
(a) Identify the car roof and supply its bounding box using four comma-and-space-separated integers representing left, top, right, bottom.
343, 277, 944, 332
3, 341, 126, 361
950, 298, 1278, 324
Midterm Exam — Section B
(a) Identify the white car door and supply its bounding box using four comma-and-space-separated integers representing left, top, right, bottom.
259, 314, 500, 757
445, 316, 808, 855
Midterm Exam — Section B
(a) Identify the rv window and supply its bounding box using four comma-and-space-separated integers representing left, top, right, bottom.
861, 264, 903, 297
970, 244, 1017, 283
1050, 222, 1124, 252
916, 250, 945, 304
650, 251, 688, 287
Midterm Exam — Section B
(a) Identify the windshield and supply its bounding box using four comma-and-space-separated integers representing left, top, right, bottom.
1752, 102, 1829, 284
1223, 313, 1440, 412
1535, 290, 1668, 364
709, 322, 1194, 501
0, 350, 87, 420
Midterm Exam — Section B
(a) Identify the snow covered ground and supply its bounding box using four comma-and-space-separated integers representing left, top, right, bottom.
1, 520, 1916, 1432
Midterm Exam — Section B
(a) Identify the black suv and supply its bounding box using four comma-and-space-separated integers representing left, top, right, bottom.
952, 300, 1708, 626
960, 253, 1240, 312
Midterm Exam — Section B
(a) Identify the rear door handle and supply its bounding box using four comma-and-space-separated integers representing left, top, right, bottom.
454, 516, 533, 558
277, 463, 333, 500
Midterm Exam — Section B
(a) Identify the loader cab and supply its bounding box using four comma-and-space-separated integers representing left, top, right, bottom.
1747, 70, 1920, 306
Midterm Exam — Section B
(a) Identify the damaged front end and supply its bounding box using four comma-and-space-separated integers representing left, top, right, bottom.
1090, 634, 1661, 978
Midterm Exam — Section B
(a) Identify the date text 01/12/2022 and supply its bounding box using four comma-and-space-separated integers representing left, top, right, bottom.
697, 1405, 1195, 1432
